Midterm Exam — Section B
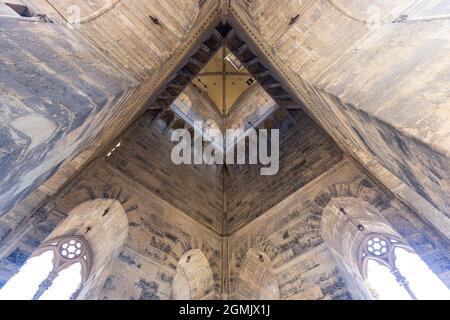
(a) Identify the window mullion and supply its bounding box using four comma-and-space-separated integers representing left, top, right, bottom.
391, 268, 417, 300
32, 271, 59, 300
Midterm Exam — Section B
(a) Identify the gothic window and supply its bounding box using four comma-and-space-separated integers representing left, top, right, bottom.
0, 236, 92, 300
321, 198, 450, 300
359, 233, 450, 300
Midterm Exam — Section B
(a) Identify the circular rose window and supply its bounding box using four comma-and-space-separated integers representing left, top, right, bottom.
366, 237, 389, 257
60, 239, 83, 260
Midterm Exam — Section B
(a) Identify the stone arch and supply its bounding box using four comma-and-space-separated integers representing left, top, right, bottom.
321, 197, 402, 274
233, 235, 277, 271
320, 196, 404, 299
56, 181, 139, 216
45, 199, 129, 299
235, 249, 280, 300
314, 181, 450, 257
169, 249, 214, 300
165, 119, 186, 139
168, 237, 220, 299
314, 181, 392, 212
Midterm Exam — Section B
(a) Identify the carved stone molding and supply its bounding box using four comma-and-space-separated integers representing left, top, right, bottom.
89, 3, 222, 160
31, 202, 55, 224
230, 158, 354, 238
219, 0, 231, 16
227, 4, 354, 155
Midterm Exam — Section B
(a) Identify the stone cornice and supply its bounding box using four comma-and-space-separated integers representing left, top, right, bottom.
229, 158, 354, 238
227, 3, 356, 155
102, 160, 223, 240
272, 243, 328, 274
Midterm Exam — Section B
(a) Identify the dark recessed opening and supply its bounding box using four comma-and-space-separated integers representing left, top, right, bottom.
4, 3, 35, 17
151, 22, 300, 119
216, 23, 233, 38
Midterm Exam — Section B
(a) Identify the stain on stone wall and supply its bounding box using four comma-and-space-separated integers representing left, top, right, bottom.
225, 109, 342, 232
0, 19, 132, 216
106, 112, 224, 232
53, 161, 222, 300
228, 158, 450, 299
0, 211, 63, 287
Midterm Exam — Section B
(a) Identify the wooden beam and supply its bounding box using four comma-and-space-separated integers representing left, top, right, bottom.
245, 57, 259, 66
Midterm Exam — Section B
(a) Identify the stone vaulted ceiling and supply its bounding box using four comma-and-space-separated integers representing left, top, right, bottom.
0, 0, 449, 241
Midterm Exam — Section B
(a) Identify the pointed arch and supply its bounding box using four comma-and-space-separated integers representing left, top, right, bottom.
321, 197, 400, 272
235, 249, 280, 300
0, 235, 92, 300
0, 199, 129, 300
169, 249, 214, 300
52, 199, 129, 299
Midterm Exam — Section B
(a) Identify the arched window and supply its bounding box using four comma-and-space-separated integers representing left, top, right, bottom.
321, 197, 450, 300
0, 236, 92, 300
359, 233, 450, 300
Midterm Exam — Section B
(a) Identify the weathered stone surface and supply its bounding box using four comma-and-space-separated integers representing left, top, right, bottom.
0, 0, 206, 217
0, 18, 131, 215
234, 0, 450, 236
23, 0, 200, 82
226, 109, 342, 232
0, 210, 63, 285
228, 159, 450, 299
0, 1, 449, 301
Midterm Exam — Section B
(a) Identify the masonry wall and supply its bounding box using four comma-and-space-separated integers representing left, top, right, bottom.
228, 158, 450, 300
0, 210, 64, 288
233, 0, 450, 236
0, 159, 223, 299
225, 84, 278, 131
225, 109, 342, 233
57, 161, 222, 300
0, 17, 131, 216
106, 111, 224, 232
0, 0, 204, 217
1, 153, 448, 300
